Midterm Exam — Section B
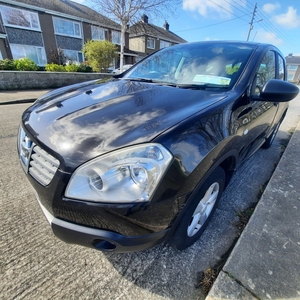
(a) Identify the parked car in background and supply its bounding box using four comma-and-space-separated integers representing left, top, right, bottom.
18, 41, 299, 253
112, 64, 133, 74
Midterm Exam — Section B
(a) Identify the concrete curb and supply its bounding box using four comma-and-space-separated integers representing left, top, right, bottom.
0, 99, 37, 105
206, 120, 300, 299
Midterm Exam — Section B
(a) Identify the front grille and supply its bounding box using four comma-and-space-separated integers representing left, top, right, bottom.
29, 146, 60, 186
18, 127, 59, 186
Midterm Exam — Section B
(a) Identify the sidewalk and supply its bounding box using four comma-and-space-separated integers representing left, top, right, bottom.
0, 89, 51, 104
207, 120, 300, 299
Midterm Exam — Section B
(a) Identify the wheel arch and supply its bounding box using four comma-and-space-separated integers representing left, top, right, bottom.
190, 148, 239, 192
166, 149, 239, 238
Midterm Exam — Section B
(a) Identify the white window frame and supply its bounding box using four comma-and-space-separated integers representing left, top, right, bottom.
92, 26, 105, 41
63, 49, 84, 64
53, 17, 82, 38
112, 31, 121, 45
147, 37, 155, 49
0, 5, 40, 31
10, 44, 47, 66
160, 40, 171, 49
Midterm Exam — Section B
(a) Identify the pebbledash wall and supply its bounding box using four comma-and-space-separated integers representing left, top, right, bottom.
0, 71, 112, 90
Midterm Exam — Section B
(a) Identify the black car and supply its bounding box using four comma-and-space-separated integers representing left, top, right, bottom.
18, 41, 299, 253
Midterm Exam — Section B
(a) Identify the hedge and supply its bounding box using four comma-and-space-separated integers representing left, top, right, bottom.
0, 58, 94, 73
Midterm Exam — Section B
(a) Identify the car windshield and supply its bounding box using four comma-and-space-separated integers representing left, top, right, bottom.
123, 42, 255, 89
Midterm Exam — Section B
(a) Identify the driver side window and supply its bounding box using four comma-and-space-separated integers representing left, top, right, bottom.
253, 50, 276, 96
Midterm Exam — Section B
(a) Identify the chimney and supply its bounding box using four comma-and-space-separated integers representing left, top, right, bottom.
288, 53, 293, 57
163, 21, 169, 31
141, 14, 148, 23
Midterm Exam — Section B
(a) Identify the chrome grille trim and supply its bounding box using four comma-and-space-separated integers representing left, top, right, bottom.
18, 126, 33, 169
29, 145, 60, 186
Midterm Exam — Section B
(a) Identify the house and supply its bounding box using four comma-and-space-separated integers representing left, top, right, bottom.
286, 54, 300, 83
129, 14, 186, 61
0, 0, 137, 67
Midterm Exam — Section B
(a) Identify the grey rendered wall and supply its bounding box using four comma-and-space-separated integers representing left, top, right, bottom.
0, 71, 111, 90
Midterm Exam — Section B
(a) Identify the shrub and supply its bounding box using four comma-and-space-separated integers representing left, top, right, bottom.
15, 58, 39, 71
49, 62, 94, 73
0, 59, 16, 70
77, 63, 93, 73
45, 63, 66, 72
83, 40, 118, 72
65, 64, 79, 72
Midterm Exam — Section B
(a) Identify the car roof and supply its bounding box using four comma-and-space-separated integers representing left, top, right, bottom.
173, 40, 282, 56
184, 40, 267, 47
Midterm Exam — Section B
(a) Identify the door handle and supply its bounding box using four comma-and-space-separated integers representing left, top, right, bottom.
238, 107, 252, 118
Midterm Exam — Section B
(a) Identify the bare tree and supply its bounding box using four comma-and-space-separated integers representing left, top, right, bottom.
88, 0, 181, 72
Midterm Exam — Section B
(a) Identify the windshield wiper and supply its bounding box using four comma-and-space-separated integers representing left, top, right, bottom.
126, 78, 154, 83
125, 78, 179, 87
123, 78, 229, 90
176, 83, 230, 90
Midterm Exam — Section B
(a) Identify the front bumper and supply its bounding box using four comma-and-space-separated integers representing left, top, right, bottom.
37, 195, 169, 253
18, 125, 181, 252
52, 218, 169, 253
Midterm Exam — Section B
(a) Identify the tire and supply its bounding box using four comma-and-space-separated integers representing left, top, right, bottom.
261, 119, 282, 149
170, 166, 226, 250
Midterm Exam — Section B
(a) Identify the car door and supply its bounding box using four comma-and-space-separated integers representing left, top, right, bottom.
245, 50, 279, 155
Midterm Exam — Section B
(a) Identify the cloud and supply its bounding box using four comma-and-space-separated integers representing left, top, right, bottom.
183, 0, 244, 18
254, 30, 283, 46
274, 6, 300, 28
262, 3, 281, 14
71, 0, 86, 3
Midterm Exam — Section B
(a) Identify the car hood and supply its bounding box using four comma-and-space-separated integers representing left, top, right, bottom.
22, 79, 227, 170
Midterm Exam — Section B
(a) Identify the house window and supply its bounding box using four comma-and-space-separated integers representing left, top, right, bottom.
160, 40, 171, 49
0, 5, 40, 30
287, 65, 298, 70
112, 31, 121, 44
147, 38, 155, 49
63, 49, 84, 64
53, 17, 81, 38
0, 50, 2, 60
10, 44, 47, 66
92, 26, 105, 41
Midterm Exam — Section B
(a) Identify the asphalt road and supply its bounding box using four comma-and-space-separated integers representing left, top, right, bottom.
1, 96, 299, 300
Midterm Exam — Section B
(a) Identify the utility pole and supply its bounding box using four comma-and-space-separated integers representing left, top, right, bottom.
247, 2, 257, 41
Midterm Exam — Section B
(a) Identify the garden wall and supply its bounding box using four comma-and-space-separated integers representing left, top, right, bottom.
0, 71, 111, 90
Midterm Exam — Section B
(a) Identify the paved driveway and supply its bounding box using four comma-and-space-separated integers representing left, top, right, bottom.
1, 97, 299, 300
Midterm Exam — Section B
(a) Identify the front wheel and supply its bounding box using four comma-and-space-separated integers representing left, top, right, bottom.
170, 167, 225, 250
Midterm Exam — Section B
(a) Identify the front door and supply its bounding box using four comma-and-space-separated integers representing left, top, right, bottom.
246, 50, 279, 155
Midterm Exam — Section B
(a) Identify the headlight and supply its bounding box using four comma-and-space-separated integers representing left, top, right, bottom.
65, 144, 173, 203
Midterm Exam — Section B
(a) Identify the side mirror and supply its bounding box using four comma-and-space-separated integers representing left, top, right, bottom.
258, 79, 299, 102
